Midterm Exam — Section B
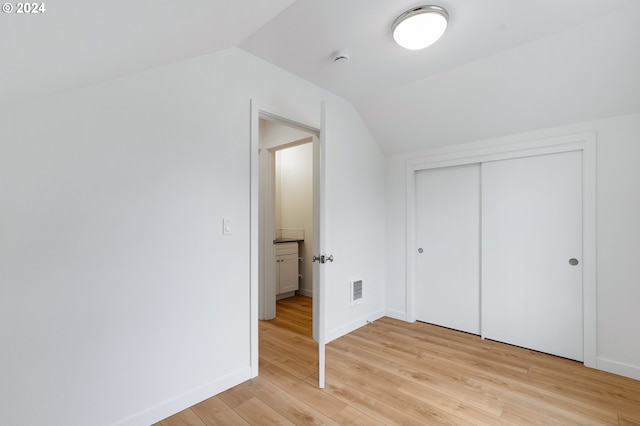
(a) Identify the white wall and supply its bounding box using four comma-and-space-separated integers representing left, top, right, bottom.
385, 112, 640, 380
0, 47, 386, 426
276, 144, 314, 296
323, 102, 387, 341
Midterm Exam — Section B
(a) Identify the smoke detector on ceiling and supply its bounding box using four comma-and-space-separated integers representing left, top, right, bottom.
333, 51, 350, 64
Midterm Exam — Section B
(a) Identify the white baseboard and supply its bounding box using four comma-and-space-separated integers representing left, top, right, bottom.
276, 291, 296, 300
115, 367, 252, 426
326, 309, 385, 343
384, 309, 408, 322
596, 357, 640, 381
296, 288, 313, 297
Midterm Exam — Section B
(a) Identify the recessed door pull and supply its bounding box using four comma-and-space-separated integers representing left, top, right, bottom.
569, 258, 579, 266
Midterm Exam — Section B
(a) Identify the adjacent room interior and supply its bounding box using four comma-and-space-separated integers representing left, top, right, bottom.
258, 116, 316, 344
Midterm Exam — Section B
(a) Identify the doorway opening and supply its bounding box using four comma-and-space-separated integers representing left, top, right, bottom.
259, 117, 315, 335
250, 100, 326, 387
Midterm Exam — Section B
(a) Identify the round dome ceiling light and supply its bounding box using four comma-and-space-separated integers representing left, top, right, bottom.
392, 5, 449, 50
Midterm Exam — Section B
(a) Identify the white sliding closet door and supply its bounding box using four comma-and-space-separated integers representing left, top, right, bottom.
481, 151, 583, 361
415, 164, 480, 335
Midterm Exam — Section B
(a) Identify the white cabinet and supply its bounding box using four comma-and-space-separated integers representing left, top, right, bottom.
275, 242, 299, 296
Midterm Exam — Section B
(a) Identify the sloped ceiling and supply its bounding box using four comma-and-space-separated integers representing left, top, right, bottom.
0, 0, 295, 108
241, 0, 640, 154
355, 3, 640, 154
2, 0, 639, 155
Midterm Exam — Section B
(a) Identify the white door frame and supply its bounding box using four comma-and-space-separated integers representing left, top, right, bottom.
250, 100, 326, 386
405, 132, 597, 367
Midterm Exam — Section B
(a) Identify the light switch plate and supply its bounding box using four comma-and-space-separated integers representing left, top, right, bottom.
223, 219, 232, 235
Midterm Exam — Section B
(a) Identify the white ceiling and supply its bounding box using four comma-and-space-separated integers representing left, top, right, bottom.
0, 0, 295, 108
3, 0, 639, 155
241, 0, 640, 154
242, 0, 630, 102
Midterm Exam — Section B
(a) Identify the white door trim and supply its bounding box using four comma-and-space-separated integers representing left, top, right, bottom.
405, 132, 597, 367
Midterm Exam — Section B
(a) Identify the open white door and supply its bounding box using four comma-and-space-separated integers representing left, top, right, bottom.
312, 102, 326, 388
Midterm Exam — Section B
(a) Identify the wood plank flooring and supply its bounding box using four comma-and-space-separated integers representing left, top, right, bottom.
156, 295, 640, 425
268, 295, 313, 337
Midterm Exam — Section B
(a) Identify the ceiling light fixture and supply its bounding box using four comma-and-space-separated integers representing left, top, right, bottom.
392, 5, 449, 50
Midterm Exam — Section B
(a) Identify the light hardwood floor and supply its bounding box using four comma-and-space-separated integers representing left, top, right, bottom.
156, 295, 640, 425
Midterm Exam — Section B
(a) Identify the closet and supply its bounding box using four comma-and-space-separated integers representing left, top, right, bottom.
414, 150, 583, 361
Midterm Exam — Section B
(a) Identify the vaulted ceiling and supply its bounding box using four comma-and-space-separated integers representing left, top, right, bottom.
0, 0, 295, 108
3, 0, 639, 155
